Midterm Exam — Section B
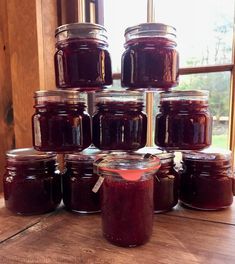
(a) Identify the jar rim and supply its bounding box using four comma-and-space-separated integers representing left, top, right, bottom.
6, 148, 56, 161
160, 90, 209, 101
95, 90, 144, 103
125, 23, 176, 42
55, 22, 108, 43
136, 147, 175, 161
65, 147, 106, 162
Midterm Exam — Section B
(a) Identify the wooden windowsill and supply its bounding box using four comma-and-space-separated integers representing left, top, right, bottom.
0, 194, 235, 263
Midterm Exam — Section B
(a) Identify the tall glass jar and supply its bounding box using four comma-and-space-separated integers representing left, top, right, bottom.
54, 23, 112, 90
121, 23, 179, 90
136, 147, 179, 213
3, 148, 61, 215
94, 153, 160, 247
180, 148, 235, 210
63, 147, 104, 213
155, 90, 212, 150
92, 90, 147, 151
32, 90, 91, 152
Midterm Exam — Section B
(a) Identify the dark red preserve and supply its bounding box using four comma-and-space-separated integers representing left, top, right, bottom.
180, 148, 235, 210
54, 23, 112, 90
32, 90, 91, 152
94, 153, 160, 247
3, 148, 61, 215
137, 147, 179, 213
92, 91, 147, 151
63, 147, 103, 213
121, 23, 179, 90
155, 90, 212, 150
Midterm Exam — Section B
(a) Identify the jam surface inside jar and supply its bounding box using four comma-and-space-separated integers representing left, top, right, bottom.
121, 23, 179, 90
180, 148, 234, 210
94, 153, 160, 247
32, 90, 91, 152
155, 90, 212, 150
3, 148, 61, 215
92, 91, 147, 151
54, 23, 112, 90
63, 147, 103, 213
136, 147, 179, 213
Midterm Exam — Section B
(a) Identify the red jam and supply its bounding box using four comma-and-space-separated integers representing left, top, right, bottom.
32, 90, 91, 152
63, 148, 103, 213
180, 148, 235, 210
121, 23, 179, 90
155, 91, 212, 150
54, 23, 112, 90
94, 153, 160, 247
136, 147, 179, 213
3, 148, 61, 215
92, 91, 147, 151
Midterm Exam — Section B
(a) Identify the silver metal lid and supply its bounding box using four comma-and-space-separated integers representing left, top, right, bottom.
55, 22, 108, 43
160, 90, 209, 101
95, 90, 144, 103
6, 148, 56, 161
65, 147, 106, 162
125, 23, 176, 42
34, 90, 86, 104
136, 147, 174, 161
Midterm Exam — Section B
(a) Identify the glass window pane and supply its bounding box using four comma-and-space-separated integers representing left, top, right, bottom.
154, 0, 234, 67
104, 0, 147, 73
153, 72, 230, 149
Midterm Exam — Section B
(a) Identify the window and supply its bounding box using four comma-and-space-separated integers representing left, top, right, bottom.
104, 0, 235, 155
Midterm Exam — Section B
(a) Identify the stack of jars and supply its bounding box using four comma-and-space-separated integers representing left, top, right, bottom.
3, 22, 235, 248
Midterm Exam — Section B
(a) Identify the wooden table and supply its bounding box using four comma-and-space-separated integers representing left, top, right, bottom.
1, 195, 235, 264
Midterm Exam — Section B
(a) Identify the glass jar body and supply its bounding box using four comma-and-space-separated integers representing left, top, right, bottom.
55, 39, 112, 90
3, 158, 61, 215
121, 37, 179, 89
32, 102, 91, 152
180, 160, 234, 210
154, 160, 179, 213
101, 174, 153, 247
63, 161, 100, 213
92, 102, 147, 151
155, 100, 212, 150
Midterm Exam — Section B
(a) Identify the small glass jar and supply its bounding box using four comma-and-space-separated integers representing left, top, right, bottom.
180, 148, 235, 210
3, 148, 61, 215
94, 153, 160, 247
92, 90, 147, 151
121, 23, 179, 90
54, 23, 112, 90
63, 147, 104, 213
32, 90, 91, 152
155, 90, 212, 150
136, 147, 179, 213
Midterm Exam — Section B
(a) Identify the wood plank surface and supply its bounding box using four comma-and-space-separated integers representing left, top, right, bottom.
0, 206, 235, 264
0, 0, 14, 192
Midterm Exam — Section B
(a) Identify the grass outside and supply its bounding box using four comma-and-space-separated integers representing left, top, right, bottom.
212, 134, 228, 149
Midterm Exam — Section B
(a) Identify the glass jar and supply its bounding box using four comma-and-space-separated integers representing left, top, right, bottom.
54, 23, 112, 90
136, 147, 179, 213
94, 153, 160, 247
121, 23, 179, 90
32, 90, 91, 152
155, 90, 212, 150
92, 90, 147, 151
3, 148, 61, 215
180, 148, 235, 210
63, 147, 104, 213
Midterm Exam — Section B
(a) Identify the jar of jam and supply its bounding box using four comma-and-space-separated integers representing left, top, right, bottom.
180, 148, 235, 210
94, 153, 160, 247
155, 90, 212, 150
121, 23, 179, 90
54, 23, 112, 90
92, 90, 147, 151
32, 90, 91, 152
136, 147, 179, 213
3, 148, 61, 215
63, 147, 104, 213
